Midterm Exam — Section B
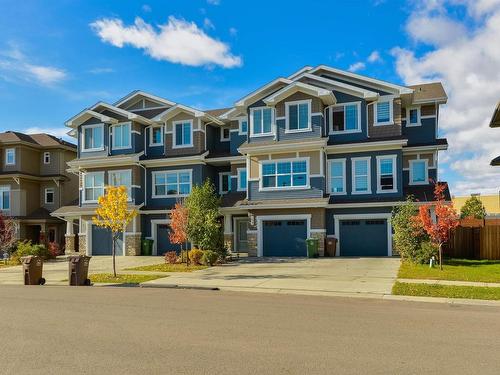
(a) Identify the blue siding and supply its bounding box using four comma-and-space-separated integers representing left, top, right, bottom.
248, 176, 324, 200
403, 117, 437, 145
206, 125, 230, 154
230, 131, 246, 155
77, 122, 110, 159
145, 127, 165, 158
276, 114, 323, 141
327, 91, 368, 144
326, 206, 393, 236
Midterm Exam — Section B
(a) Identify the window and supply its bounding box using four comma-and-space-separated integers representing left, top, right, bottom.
250, 107, 273, 136
112, 123, 131, 149
5, 149, 15, 165
377, 155, 397, 193
352, 157, 371, 194
0, 186, 10, 210
45, 188, 55, 204
219, 172, 231, 194
239, 118, 248, 135
328, 159, 346, 195
173, 120, 193, 148
152, 170, 192, 197
82, 124, 104, 151
83, 172, 104, 202
220, 127, 230, 141
43, 152, 51, 164
410, 160, 428, 185
237, 168, 247, 191
261, 159, 308, 189
330, 102, 361, 133
109, 170, 132, 198
150, 126, 164, 146
286, 100, 311, 132
375, 99, 393, 125
407, 107, 421, 127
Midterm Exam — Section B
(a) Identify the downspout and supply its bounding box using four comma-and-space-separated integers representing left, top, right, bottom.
135, 162, 147, 208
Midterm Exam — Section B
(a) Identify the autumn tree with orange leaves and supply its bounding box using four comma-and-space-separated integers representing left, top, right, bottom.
169, 202, 189, 264
417, 182, 459, 270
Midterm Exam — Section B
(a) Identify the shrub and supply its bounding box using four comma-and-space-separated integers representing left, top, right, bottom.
177, 250, 189, 263
15, 240, 50, 259
201, 250, 218, 266
460, 196, 486, 219
188, 249, 204, 265
48, 242, 60, 257
415, 241, 439, 264
164, 251, 178, 264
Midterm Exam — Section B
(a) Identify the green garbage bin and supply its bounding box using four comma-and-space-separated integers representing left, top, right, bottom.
142, 239, 153, 256
306, 238, 319, 258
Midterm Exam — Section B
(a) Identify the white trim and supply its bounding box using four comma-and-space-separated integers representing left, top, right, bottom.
237, 117, 248, 135
351, 157, 371, 194
263, 81, 336, 106
329, 101, 362, 135
285, 99, 312, 133
0, 185, 11, 210
44, 187, 55, 204
110, 122, 132, 150
376, 155, 398, 194
237, 167, 247, 192
257, 214, 311, 257
81, 123, 105, 152
249, 106, 274, 137
233, 216, 250, 253
151, 169, 193, 198
219, 172, 231, 194
82, 171, 105, 203
409, 159, 429, 185
220, 126, 230, 142
172, 119, 194, 148
43, 152, 51, 165
334, 213, 392, 256
235, 78, 292, 108
327, 158, 347, 195
115, 90, 176, 108
150, 219, 170, 256
5, 148, 15, 165
239, 138, 327, 155
297, 73, 380, 99
108, 169, 133, 199
406, 106, 421, 127
149, 125, 164, 147
374, 98, 394, 126
325, 139, 407, 154
259, 157, 309, 191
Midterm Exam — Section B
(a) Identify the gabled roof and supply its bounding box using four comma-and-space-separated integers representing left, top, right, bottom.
287, 65, 314, 80
297, 73, 379, 100
114, 90, 176, 109
490, 102, 500, 128
65, 109, 118, 128
204, 107, 233, 118
90, 102, 155, 125
152, 104, 224, 125
491, 156, 500, 166
0, 131, 76, 149
407, 82, 448, 104
263, 81, 336, 105
234, 77, 292, 108
219, 107, 247, 120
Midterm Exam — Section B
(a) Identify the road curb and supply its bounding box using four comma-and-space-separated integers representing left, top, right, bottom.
140, 283, 219, 291
384, 294, 500, 307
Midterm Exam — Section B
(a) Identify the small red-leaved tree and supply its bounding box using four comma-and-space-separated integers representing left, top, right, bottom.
0, 213, 17, 258
169, 202, 189, 265
417, 182, 459, 270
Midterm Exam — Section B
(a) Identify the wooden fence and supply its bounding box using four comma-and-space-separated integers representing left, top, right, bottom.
446, 220, 500, 260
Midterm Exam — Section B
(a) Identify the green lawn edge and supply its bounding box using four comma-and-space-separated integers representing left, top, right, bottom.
393, 281, 500, 301
89, 273, 166, 284
125, 263, 208, 272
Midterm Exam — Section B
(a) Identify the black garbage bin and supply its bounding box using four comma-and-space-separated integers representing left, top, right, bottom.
21, 256, 45, 285
68, 255, 92, 286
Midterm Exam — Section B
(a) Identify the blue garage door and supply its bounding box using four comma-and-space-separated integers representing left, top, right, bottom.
91, 225, 123, 256
339, 219, 388, 256
156, 224, 190, 256
263, 220, 307, 257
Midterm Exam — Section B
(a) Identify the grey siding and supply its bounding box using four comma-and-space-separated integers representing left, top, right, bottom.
248, 176, 324, 200
326, 206, 393, 236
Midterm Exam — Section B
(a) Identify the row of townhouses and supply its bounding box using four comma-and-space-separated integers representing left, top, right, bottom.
1, 65, 450, 258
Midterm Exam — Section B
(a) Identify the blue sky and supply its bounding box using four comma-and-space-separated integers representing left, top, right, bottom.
0, 0, 499, 195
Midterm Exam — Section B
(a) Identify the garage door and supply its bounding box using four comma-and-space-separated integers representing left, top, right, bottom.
339, 219, 388, 256
263, 220, 307, 257
156, 224, 190, 256
91, 225, 123, 256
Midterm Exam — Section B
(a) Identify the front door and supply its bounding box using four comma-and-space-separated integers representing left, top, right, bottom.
236, 219, 249, 253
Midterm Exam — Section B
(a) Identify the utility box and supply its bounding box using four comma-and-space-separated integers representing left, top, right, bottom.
325, 237, 337, 257
21, 256, 45, 285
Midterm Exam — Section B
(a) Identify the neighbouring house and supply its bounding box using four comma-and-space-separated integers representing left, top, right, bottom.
0, 132, 78, 247
453, 194, 500, 215
52, 65, 449, 257
490, 102, 500, 166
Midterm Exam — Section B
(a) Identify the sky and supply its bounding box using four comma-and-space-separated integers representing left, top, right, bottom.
0, 0, 499, 196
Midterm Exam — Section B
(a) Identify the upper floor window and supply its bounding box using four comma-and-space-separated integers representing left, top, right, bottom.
328, 159, 346, 195
83, 172, 104, 202
219, 172, 231, 194
331, 102, 361, 134
250, 107, 273, 137
82, 124, 104, 151
407, 107, 421, 127
112, 123, 131, 150
286, 100, 311, 132
409, 159, 428, 185
237, 168, 247, 191
239, 118, 248, 135
43, 152, 51, 164
0, 186, 10, 210
5, 148, 15, 165
374, 99, 393, 126
109, 170, 132, 198
377, 155, 397, 193
173, 120, 193, 148
352, 157, 371, 194
220, 127, 230, 142
152, 170, 192, 197
45, 188, 55, 204
261, 159, 308, 190
150, 126, 164, 146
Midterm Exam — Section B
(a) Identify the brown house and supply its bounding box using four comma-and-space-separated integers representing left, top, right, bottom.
0, 131, 77, 247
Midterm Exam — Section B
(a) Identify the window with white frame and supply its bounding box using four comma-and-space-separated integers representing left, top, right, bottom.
352, 157, 371, 194
109, 170, 132, 198
219, 172, 231, 194
377, 155, 397, 193
45, 188, 55, 204
0, 186, 10, 210
409, 159, 428, 185
150, 126, 164, 146
173, 120, 193, 147
286, 100, 311, 132
330, 102, 361, 133
238, 118, 248, 135
83, 172, 104, 202
112, 123, 131, 149
407, 107, 421, 127
153, 170, 192, 197
82, 124, 104, 151
374, 99, 393, 125
220, 127, 230, 141
43, 152, 51, 164
5, 149, 15, 165
328, 159, 346, 195
261, 159, 308, 189
237, 168, 247, 191
250, 107, 273, 136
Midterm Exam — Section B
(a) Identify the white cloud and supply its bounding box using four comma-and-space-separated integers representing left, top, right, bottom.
25, 126, 71, 140
90, 16, 242, 68
203, 17, 215, 30
348, 62, 366, 72
367, 50, 382, 63
392, 0, 500, 195
89, 67, 114, 74
406, 15, 466, 46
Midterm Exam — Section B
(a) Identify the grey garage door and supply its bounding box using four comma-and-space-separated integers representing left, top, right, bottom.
339, 219, 388, 256
91, 225, 123, 256
156, 224, 190, 256
263, 220, 307, 257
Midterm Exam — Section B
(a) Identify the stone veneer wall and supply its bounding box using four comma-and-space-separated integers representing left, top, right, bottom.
78, 234, 87, 255
65, 234, 76, 254
247, 232, 257, 257
125, 233, 142, 256
311, 231, 326, 257
223, 234, 233, 254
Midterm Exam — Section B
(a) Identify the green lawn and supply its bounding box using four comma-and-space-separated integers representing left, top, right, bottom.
0, 260, 19, 269
398, 259, 500, 283
393, 282, 500, 301
125, 263, 208, 272
89, 273, 166, 284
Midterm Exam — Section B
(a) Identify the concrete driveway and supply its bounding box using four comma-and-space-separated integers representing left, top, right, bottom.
143, 257, 401, 296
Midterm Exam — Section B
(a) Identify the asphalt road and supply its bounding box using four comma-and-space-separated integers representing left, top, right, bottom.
0, 286, 499, 375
